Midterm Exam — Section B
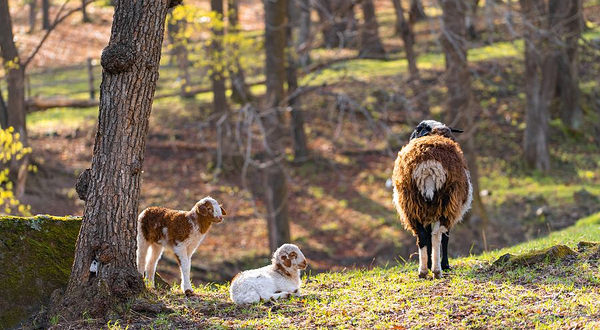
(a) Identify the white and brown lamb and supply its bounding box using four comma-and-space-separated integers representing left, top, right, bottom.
136, 196, 226, 295
230, 244, 308, 304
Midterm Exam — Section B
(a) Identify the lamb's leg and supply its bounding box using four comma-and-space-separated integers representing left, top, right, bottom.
145, 244, 164, 288
416, 222, 430, 278
441, 230, 451, 271
174, 246, 193, 296
270, 291, 292, 301
136, 235, 150, 276
431, 222, 448, 279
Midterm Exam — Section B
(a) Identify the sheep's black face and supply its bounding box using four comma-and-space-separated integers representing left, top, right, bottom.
410, 120, 463, 141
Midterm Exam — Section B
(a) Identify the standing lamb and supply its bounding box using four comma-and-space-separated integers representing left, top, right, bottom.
230, 244, 308, 304
137, 196, 226, 295
392, 120, 472, 279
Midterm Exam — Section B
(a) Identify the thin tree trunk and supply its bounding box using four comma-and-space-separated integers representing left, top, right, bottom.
466, 0, 480, 40
42, 0, 50, 30
82, 0, 91, 23
228, 0, 252, 103
0, 0, 29, 197
263, 0, 291, 252
550, 0, 583, 129
409, 0, 426, 23
298, 0, 312, 67
29, 0, 37, 33
167, 13, 193, 98
359, 0, 386, 58
520, 0, 551, 171
440, 0, 488, 225
58, 0, 175, 320
287, 0, 309, 162
211, 0, 229, 114
392, 0, 417, 76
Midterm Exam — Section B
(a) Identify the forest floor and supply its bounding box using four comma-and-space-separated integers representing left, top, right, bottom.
45, 212, 600, 329
8, 1, 600, 285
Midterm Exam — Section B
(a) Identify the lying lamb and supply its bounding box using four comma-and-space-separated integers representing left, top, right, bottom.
137, 196, 226, 296
230, 244, 308, 304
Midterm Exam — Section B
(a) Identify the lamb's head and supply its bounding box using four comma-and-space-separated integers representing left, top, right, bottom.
192, 196, 227, 223
272, 244, 308, 271
409, 120, 463, 141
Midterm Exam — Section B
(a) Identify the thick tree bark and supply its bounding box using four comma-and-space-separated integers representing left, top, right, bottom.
263, 0, 291, 252
549, 0, 583, 129
287, 0, 309, 162
359, 0, 386, 58
440, 0, 488, 225
167, 16, 193, 98
58, 0, 174, 320
29, 0, 37, 33
228, 0, 252, 103
0, 0, 29, 196
316, 0, 357, 48
42, 0, 50, 30
210, 0, 229, 114
520, 0, 551, 171
409, 0, 427, 23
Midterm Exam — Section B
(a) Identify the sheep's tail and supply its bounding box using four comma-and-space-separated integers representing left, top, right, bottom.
411, 160, 447, 202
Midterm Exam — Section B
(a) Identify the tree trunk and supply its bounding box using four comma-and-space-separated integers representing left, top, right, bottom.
263, 0, 291, 252
228, 0, 252, 103
466, 0, 480, 40
520, 0, 551, 171
316, 0, 357, 48
210, 0, 229, 114
0, 0, 29, 196
409, 0, 427, 23
28, 0, 37, 33
0, 85, 7, 128
82, 0, 91, 23
359, 0, 386, 58
167, 12, 193, 98
440, 0, 488, 225
58, 0, 175, 320
297, 0, 312, 67
42, 0, 50, 30
549, 0, 583, 129
392, 0, 417, 77
287, 0, 309, 162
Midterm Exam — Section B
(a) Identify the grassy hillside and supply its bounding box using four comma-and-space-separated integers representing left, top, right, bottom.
54, 213, 599, 329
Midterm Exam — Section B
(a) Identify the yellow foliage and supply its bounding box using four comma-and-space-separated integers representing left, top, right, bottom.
0, 127, 32, 216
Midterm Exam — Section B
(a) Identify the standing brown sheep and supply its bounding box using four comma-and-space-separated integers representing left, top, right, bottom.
392, 120, 472, 279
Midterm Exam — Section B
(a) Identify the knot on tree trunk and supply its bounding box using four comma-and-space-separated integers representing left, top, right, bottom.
108, 268, 144, 299
130, 159, 142, 175
75, 168, 91, 201
93, 242, 115, 264
169, 0, 183, 8
101, 42, 136, 74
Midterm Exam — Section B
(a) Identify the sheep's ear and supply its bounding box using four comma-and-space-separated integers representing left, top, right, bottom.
450, 127, 463, 133
281, 254, 292, 267
220, 205, 227, 216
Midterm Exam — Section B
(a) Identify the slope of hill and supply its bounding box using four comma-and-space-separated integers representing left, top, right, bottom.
46, 212, 599, 329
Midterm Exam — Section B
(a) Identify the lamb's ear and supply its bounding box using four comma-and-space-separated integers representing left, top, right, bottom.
220, 205, 227, 216
450, 127, 464, 133
281, 254, 292, 267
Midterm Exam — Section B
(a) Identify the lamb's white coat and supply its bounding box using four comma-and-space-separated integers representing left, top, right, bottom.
230, 244, 307, 305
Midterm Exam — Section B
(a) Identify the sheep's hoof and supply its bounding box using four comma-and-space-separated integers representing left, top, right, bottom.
184, 289, 194, 297
418, 271, 428, 279
432, 270, 442, 279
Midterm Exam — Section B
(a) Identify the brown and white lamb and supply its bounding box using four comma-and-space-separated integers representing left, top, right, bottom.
136, 197, 226, 295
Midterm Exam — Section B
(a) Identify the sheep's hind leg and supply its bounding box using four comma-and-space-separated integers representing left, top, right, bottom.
416, 222, 430, 278
441, 230, 451, 271
431, 222, 448, 279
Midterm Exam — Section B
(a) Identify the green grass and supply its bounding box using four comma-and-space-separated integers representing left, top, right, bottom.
113, 213, 599, 329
